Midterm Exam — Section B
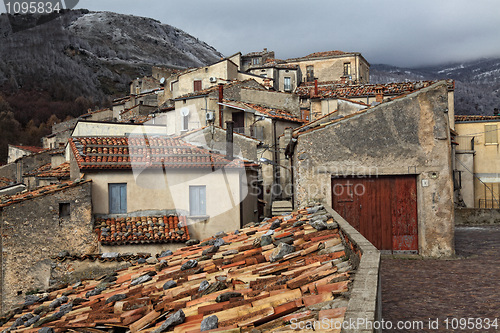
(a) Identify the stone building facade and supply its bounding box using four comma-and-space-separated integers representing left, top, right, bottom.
292, 82, 455, 257
0, 180, 94, 312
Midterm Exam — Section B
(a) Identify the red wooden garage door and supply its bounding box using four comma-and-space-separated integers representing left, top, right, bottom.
332, 175, 418, 252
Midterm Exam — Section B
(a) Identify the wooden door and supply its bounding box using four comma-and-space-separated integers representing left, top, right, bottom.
332, 176, 418, 252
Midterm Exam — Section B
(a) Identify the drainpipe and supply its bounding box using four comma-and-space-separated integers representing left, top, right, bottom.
314, 79, 318, 96
218, 84, 224, 127
226, 121, 234, 161
273, 119, 281, 199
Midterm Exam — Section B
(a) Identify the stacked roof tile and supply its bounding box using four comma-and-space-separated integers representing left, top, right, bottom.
0, 205, 354, 332
221, 99, 304, 123
0, 177, 14, 188
69, 136, 252, 171
10, 145, 47, 154
300, 50, 348, 58
95, 215, 190, 245
23, 162, 70, 179
0, 179, 90, 208
455, 115, 500, 122
295, 79, 454, 99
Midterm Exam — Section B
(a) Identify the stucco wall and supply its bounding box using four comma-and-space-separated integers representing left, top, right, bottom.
239, 89, 300, 115
0, 150, 53, 183
455, 151, 475, 207
455, 120, 500, 207
287, 54, 369, 83
86, 168, 246, 241
0, 182, 95, 312
294, 82, 454, 257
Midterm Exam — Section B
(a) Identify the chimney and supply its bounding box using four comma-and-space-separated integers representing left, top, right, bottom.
218, 84, 224, 127
314, 79, 318, 96
225, 120, 234, 161
263, 48, 267, 53
494, 108, 499, 116
375, 86, 384, 103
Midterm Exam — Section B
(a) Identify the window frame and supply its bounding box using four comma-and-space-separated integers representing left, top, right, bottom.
189, 185, 207, 216
485, 124, 498, 145
108, 183, 127, 214
284, 76, 292, 91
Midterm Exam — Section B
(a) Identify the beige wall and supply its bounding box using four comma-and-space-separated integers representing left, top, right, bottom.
456, 120, 500, 207
174, 60, 239, 99
294, 82, 454, 257
7, 146, 30, 164
287, 54, 369, 83
240, 89, 300, 115
86, 168, 246, 240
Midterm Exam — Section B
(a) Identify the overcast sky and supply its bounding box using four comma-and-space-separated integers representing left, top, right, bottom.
80, 0, 500, 68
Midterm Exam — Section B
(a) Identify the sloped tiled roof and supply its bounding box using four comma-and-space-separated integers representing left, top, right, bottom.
69, 136, 251, 171
174, 79, 266, 100
0, 177, 14, 188
95, 215, 190, 245
0, 205, 354, 331
455, 115, 500, 122
221, 99, 304, 123
37, 162, 70, 179
0, 179, 90, 208
10, 145, 46, 154
295, 79, 455, 99
301, 50, 348, 58
23, 163, 51, 177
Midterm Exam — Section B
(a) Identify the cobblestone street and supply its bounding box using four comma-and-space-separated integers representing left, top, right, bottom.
381, 225, 500, 332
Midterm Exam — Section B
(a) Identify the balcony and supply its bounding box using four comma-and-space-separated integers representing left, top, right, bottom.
455, 136, 474, 151
234, 126, 264, 141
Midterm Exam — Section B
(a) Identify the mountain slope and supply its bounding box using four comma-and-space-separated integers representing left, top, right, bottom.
370, 58, 500, 115
0, 9, 223, 163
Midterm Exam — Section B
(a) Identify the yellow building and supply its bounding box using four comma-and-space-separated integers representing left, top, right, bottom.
455, 115, 500, 208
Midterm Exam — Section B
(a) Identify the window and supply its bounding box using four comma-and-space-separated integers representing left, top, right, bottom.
343, 63, 351, 76
190, 186, 206, 216
252, 58, 260, 65
109, 183, 127, 214
193, 80, 202, 92
306, 66, 314, 82
284, 77, 291, 91
182, 114, 189, 131
485, 124, 498, 144
59, 203, 70, 218
301, 109, 310, 122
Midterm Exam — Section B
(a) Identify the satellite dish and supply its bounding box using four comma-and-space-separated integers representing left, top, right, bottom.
160, 77, 165, 84
180, 107, 190, 116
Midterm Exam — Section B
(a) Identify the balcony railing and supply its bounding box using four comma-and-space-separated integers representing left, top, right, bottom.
234, 126, 264, 141
479, 199, 500, 209
455, 136, 475, 151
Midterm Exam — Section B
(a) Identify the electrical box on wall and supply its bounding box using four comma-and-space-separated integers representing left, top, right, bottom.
422, 179, 429, 187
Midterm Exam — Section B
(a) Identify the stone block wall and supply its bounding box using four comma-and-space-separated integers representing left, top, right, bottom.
0, 182, 95, 312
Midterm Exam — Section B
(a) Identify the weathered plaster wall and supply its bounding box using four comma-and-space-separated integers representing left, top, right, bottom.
0, 151, 53, 183
455, 208, 500, 225
294, 82, 454, 257
239, 89, 300, 115
0, 182, 95, 312
455, 151, 475, 207
86, 169, 245, 241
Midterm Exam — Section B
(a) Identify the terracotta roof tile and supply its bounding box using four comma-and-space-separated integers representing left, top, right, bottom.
36, 162, 70, 179
10, 145, 47, 154
0, 177, 15, 188
69, 135, 253, 171
0, 205, 357, 331
95, 215, 190, 245
455, 115, 500, 122
295, 79, 455, 99
222, 99, 304, 123
0, 179, 90, 208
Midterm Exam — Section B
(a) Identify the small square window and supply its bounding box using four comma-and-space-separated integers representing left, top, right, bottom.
59, 203, 70, 218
